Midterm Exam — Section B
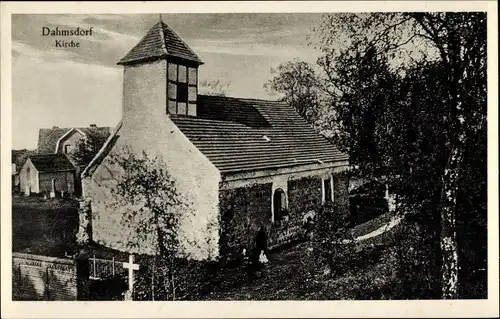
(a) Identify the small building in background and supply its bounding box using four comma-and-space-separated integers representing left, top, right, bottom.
36, 125, 112, 196
11, 149, 38, 193
19, 154, 76, 196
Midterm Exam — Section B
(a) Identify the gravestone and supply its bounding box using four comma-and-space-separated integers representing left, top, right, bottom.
50, 179, 56, 198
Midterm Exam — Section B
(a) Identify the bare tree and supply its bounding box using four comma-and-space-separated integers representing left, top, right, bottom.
199, 79, 231, 97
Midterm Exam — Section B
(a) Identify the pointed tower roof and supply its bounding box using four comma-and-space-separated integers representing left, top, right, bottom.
118, 21, 203, 66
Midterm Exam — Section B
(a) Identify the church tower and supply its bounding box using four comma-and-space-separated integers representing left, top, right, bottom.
118, 19, 203, 122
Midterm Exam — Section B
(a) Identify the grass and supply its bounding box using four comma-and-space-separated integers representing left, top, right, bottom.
200, 225, 401, 300
12, 195, 80, 257
11, 195, 406, 300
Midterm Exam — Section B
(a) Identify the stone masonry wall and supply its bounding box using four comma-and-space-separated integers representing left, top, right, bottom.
38, 171, 75, 195
268, 176, 323, 249
218, 182, 272, 260
334, 173, 350, 218
219, 173, 350, 259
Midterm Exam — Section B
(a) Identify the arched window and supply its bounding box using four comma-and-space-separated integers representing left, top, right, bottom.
273, 188, 288, 222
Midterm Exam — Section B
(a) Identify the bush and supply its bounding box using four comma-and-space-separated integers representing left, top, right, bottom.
349, 194, 388, 226
312, 202, 356, 277
132, 256, 218, 301
393, 210, 440, 299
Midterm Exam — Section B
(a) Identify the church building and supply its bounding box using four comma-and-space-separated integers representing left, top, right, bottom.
82, 20, 350, 261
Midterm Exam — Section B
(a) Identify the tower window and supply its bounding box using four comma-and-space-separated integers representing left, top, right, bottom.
167, 62, 197, 116
176, 83, 188, 102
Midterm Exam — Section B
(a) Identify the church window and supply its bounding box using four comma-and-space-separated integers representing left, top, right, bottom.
176, 82, 188, 102
188, 103, 197, 116
177, 102, 187, 115
168, 100, 177, 114
322, 175, 334, 203
188, 67, 197, 85
188, 86, 197, 101
64, 144, 71, 154
167, 62, 197, 116
178, 65, 187, 83
273, 188, 288, 222
168, 82, 177, 98
168, 63, 177, 81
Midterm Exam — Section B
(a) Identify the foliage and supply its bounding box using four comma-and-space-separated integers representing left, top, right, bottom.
349, 194, 388, 226
12, 149, 38, 170
110, 149, 186, 255
266, 12, 487, 298
199, 79, 231, 97
393, 210, 440, 299
312, 202, 356, 277
109, 148, 193, 300
264, 59, 324, 125
70, 132, 108, 168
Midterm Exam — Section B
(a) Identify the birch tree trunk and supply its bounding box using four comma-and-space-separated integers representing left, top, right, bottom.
440, 145, 463, 298
440, 64, 466, 299
439, 93, 466, 298
439, 16, 470, 298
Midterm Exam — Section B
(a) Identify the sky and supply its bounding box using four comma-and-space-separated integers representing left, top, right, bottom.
11, 13, 324, 150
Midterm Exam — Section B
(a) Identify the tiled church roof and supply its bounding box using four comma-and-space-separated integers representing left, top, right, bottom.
117, 21, 203, 65
84, 96, 347, 177
169, 95, 348, 173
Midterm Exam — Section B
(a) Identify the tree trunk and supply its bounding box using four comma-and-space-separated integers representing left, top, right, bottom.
440, 133, 465, 299
440, 21, 468, 298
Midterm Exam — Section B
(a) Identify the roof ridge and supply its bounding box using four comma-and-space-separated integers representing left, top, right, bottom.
160, 21, 203, 64
157, 21, 168, 55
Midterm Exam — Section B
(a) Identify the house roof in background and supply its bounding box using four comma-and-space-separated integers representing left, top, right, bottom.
38, 126, 112, 154
170, 95, 348, 173
28, 154, 75, 173
117, 21, 203, 66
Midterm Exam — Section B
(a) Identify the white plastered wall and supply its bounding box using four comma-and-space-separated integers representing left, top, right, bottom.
86, 60, 221, 260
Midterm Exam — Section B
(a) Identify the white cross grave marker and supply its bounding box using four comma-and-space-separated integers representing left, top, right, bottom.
123, 254, 140, 298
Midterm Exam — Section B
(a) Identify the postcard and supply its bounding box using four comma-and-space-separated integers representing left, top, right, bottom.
1, 1, 498, 318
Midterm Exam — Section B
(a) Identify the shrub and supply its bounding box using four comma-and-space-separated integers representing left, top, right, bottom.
349, 194, 388, 226
312, 202, 356, 277
393, 208, 440, 299
132, 256, 218, 301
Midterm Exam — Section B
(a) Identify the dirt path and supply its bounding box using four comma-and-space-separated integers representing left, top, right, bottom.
354, 216, 402, 241
342, 216, 402, 244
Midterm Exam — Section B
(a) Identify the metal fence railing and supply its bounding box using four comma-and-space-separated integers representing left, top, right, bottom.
89, 254, 126, 280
